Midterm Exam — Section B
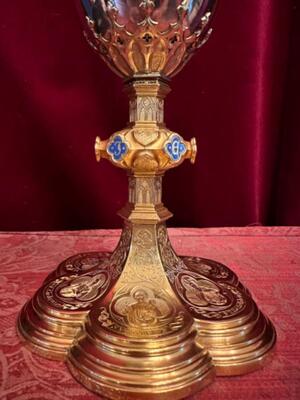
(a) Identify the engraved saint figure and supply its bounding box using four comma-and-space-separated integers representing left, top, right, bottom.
59, 273, 106, 302
125, 289, 162, 327
181, 276, 227, 307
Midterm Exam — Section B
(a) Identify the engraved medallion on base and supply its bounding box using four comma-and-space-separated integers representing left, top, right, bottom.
17, 227, 131, 360
157, 224, 276, 375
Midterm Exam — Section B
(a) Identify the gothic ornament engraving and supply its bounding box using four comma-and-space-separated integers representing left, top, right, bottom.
131, 175, 162, 204
157, 224, 187, 282
120, 226, 165, 287
135, 97, 161, 122
83, 1, 215, 79
109, 224, 132, 277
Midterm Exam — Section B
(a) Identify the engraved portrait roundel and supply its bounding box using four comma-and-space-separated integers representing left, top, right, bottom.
96, 285, 189, 338
175, 271, 247, 320
43, 270, 111, 311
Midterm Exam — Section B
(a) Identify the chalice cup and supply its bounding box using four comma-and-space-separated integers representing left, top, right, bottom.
18, 1, 276, 399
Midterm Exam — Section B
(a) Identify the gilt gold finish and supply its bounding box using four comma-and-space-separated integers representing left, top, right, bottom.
84, 0, 212, 78
18, 1, 276, 399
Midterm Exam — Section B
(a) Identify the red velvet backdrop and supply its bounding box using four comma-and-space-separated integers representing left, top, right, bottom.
0, 0, 299, 231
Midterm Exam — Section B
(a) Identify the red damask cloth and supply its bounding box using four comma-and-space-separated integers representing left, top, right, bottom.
0, 227, 299, 400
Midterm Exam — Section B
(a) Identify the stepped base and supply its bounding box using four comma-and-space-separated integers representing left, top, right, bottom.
18, 251, 276, 398
67, 288, 215, 400
18, 252, 276, 373
172, 256, 276, 376
17, 252, 118, 360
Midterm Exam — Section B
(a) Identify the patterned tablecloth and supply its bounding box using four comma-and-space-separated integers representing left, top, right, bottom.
0, 227, 299, 400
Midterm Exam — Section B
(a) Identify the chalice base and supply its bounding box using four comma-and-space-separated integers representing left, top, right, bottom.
17, 252, 115, 360
67, 310, 215, 400
18, 251, 276, 376
177, 257, 277, 376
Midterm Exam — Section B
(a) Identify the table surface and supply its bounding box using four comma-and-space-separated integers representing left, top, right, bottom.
0, 226, 299, 400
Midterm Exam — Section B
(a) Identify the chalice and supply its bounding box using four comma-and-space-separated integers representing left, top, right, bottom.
18, 1, 276, 399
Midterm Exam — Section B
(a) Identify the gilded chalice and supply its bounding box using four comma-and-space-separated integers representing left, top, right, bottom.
18, 1, 276, 399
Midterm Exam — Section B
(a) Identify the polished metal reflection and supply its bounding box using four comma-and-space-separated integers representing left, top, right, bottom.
78, 0, 218, 78
17, 1, 276, 399
81, 0, 217, 34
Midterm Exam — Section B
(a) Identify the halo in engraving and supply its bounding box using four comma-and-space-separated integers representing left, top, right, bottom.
98, 285, 186, 337
180, 274, 227, 307
44, 270, 111, 311
175, 271, 246, 319
59, 274, 107, 301
114, 287, 171, 327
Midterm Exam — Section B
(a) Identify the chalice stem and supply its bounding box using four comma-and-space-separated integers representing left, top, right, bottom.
66, 76, 215, 399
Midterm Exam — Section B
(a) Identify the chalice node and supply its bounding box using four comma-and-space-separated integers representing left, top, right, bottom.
18, 1, 276, 398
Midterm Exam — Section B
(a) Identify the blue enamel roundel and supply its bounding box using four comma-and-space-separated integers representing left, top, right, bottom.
107, 135, 128, 162
164, 134, 187, 162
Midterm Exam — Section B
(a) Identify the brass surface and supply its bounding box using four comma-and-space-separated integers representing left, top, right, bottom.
18, 75, 276, 399
17, 252, 118, 360
67, 223, 215, 399
165, 254, 276, 375
18, 1, 276, 398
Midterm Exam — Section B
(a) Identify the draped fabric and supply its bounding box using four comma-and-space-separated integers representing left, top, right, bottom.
0, 0, 299, 230
1, 227, 300, 399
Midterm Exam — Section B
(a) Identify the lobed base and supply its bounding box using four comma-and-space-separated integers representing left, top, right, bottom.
18, 252, 114, 360
17, 70, 276, 400
18, 240, 276, 399
67, 308, 214, 400
180, 257, 276, 376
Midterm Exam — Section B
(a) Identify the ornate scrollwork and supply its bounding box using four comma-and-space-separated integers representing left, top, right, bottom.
109, 225, 132, 277
157, 224, 186, 283
120, 226, 165, 286
181, 256, 230, 280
